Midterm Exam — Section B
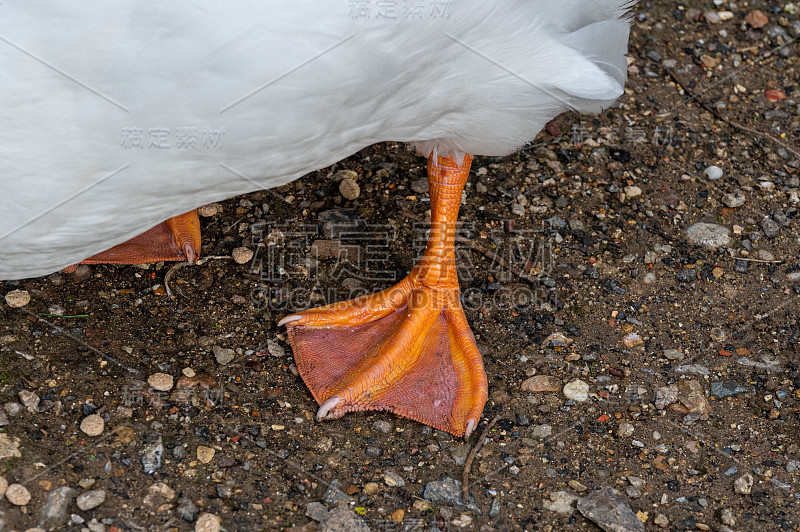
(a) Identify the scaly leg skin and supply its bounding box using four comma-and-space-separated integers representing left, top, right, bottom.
66, 210, 202, 270
281, 154, 488, 437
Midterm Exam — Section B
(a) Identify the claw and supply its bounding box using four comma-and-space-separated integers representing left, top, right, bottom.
316, 396, 341, 420
278, 314, 303, 327
465, 419, 477, 438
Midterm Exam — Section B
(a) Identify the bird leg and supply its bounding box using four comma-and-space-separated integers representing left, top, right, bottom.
281, 154, 487, 437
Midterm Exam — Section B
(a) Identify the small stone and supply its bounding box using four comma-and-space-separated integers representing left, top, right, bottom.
383, 471, 405, 487
195, 512, 221, 532
148, 373, 174, 391
197, 203, 222, 217
720, 508, 735, 526
704, 165, 724, 180
449, 443, 471, 465
196, 446, 215, 464
213, 346, 235, 365
563, 379, 589, 402
363, 482, 379, 495
745, 9, 768, 28
722, 190, 745, 208
577, 487, 644, 532
711, 380, 748, 398
177, 497, 199, 522
521, 375, 562, 392
19, 390, 40, 413
372, 420, 393, 434
0, 476, 7, 497
306, 502, 329, 522
265, 339, 285, 357
320, 506, 369, 532
663, 349, 684, 361
232, 247, 254, 264
532, 424, 553, 439
5, 289, 30, 308
0, 433, 21, 459
734, 473, 753, 495
623, 186, 642, 198
423, 476, 463, 506
654, 513, 669, 528
6, 484, 31, 505
670, 380, 712, 418
339, 178, 360, 200
761, 216, 780, 238
324, 480, 353, 505
80, 414, 104, 436
710, 327, 726, 342
617, 423, 634, 438
543, 491, 578, 515
140, 432, 163, 475
655, 385, 679, 410
622, 333, 643, 347
569, 480, 588, 492
76, 490, 106, 511
39, 486, 75, 530
686, 223, 730, 249
451, 514, 472, 528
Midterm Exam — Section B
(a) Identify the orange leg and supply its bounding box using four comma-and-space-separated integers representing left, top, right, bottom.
281, 154, 488, 437
69, 210, 201, 268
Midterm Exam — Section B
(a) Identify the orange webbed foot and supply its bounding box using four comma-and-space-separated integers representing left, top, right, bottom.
283, 154, 488, 437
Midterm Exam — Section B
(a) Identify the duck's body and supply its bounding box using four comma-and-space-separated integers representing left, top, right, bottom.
0, 0, 630, 279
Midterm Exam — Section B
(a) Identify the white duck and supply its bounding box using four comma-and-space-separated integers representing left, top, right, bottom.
0, 0, 632, 436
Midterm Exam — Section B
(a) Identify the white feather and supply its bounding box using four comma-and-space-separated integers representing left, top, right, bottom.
0, 0, 631, 279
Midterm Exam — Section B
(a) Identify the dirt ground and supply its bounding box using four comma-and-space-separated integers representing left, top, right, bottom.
2, 1, 800, 531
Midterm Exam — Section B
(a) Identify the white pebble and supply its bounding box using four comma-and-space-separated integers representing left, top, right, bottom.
232, 247, 254, 264
76, 489, 106, 511
80, 414, 104, 437
148, 373, 174, 391
704, 165, 723, 180
5, 483, 31, 505
563, 379, 589, 402
195, 512, 221, 532
5, 289, 30, 308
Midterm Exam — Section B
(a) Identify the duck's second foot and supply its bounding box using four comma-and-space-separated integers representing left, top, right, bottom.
64, 210, 201, 271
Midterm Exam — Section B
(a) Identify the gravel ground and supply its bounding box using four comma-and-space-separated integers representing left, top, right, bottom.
2, 1, 800, 531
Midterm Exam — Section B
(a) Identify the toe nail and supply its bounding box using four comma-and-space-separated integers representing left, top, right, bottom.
464, 419, 477, 438
278, 315, 302, 327
317, 397, 341, 420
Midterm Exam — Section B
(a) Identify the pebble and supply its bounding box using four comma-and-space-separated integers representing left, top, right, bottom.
617, 423, 634, 438
704, 165, 724, 180
320, 506, 370, 532
654, 513, 669, 528
76, 490, 106, 511
622, 332, 643, 347
577, 487, 644, 532
383, 471, 405, 487
686, 223, 730, 249
197, 203, 222, 217
80, 414, 105, 436
177, 497, 199, 522
423, 476, 463, 506
232, 247, 254, 264
195, 512, 221, 532
0, 433, 21, 459
745, 9, 769, 28
339, 178, 360, 200
563, 379, 589, 402
323, 480, 353, 505
197, 446, 215, 464
148, 373, 174, 391
543, 491, 578, 515
722, 190, 745, 208
306, 502, 329, 522
734, 473, 753, 495
761, 216, 780, 238
449, 443, 470, 465
623, 185, 642, 198
521, 375, 561, 392
655, 385, 679, 410
213, 346, 235, 365
711, 380, 748, 398
265, 339, 285, 357
663, 349, 684, 361
140, 432, 164, 475
532, 424, 553, 439
372, 420, 392, 434
0, 476, 6, 497
6, 483, 31, 505
38, 486, 75, 529
5, 289, 31, 308
19, 390, 40, 413
720, 508, 736, 526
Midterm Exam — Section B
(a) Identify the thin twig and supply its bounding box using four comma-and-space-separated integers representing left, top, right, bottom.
462, 415, 500, 505
733, 256, 783, 264
664, 67, 800, 159
164, 262, 189, 298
